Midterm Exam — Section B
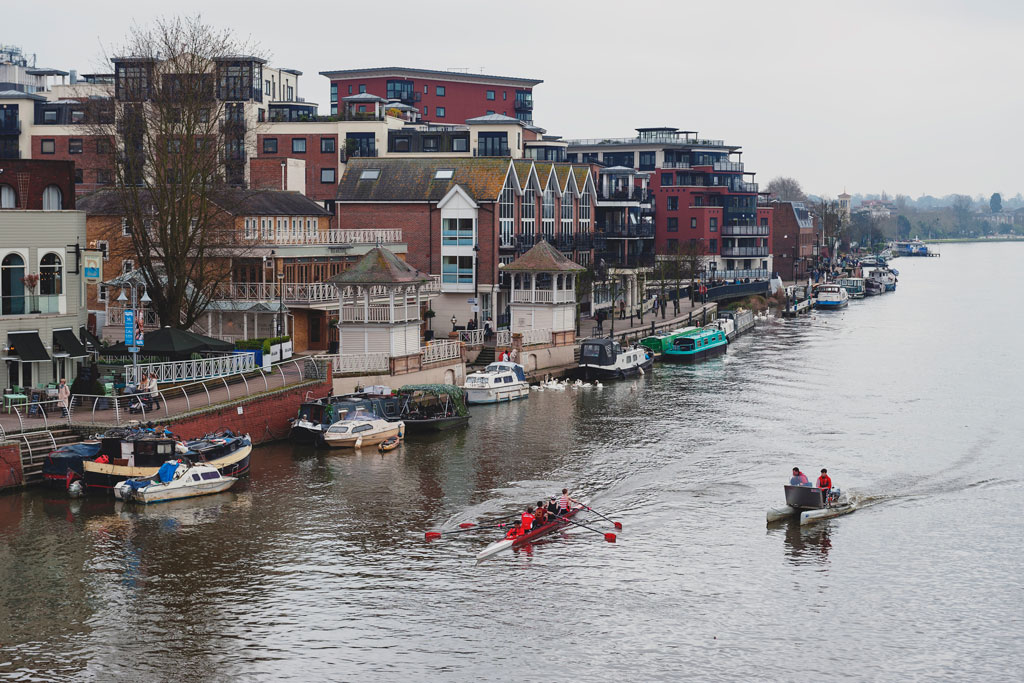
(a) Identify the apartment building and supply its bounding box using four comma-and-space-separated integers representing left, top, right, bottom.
770, 201, 816, 281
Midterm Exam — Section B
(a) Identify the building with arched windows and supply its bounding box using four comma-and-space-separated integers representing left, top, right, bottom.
0, 159, 88, 391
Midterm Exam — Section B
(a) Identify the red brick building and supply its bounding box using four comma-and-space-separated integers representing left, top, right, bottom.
319, 67, 541, 124
770, 201, 816, 281
0, 158, 75, 209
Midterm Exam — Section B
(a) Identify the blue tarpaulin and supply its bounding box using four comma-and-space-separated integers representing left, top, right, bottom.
126, 479, 149, 491
157, 462, 179, 483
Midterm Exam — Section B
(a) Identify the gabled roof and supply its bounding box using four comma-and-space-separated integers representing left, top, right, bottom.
337, 158, 511, 203
328, 247, 433, 286
502, 240, 585, 273
513, 160, 540, 193
77, 189, 330, 217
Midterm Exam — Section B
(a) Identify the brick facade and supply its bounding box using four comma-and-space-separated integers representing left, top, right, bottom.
30, 134, 113, 195
0, 158, 76, 209
0, 441, 24, 491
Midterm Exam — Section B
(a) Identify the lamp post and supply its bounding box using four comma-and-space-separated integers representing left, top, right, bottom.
276, 271, 285, 336
473, 244, 481, 328
117, 281, 151, 382
451, 314, 457, 334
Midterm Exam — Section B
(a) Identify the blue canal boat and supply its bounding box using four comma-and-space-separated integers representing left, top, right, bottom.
661, 327, 727, 364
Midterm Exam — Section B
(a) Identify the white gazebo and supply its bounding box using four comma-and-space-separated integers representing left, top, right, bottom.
502, 240, 585, 348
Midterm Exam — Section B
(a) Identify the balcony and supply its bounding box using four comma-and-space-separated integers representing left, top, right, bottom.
515, 95, 533, 111
511, 290, 576, 304
713, 161, 744, 172
598, 188, 649, 202
242, 229, 402, 247
598, 223, 656, 238
721, 224, 770, 237
720, 246, 769, 257
662, 161, 691, 169
0, 120, 21, 134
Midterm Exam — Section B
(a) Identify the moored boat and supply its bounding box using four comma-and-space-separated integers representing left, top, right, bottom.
570, 339, 654, 381
322, 417, 405, 448
661, 327, 727, 364
718, 308, 755, 337
114, 461, 237, 504
639, 327, 697, 356
398, 384, 471, 432
289, 390, 401, 444
461, 362, 530, 404
867, 266, 897, 292
814, 284, 850, 310
838, 277, 865, 299
766, 485, 855, 525
476, 506, 582, 561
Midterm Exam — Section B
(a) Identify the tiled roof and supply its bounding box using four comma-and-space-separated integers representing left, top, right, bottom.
572, 166, 590, 190
553, 164, 573, 192
77, 188, 329, 217
328, 247, 433, 286
512, 160, 535, 190
502, 239, 585, 273
336, 158, 511, 203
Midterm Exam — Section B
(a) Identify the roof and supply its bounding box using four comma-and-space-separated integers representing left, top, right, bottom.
342, 93, 387, 103
328, 247, 433, 286
337, 158, 511, 203
502, 239, 585, 273
465, 113, 522, 125
318, 66, 542, 87
25, 68, 69, 76
0, 89, 46, 101
78, 189, 330, 217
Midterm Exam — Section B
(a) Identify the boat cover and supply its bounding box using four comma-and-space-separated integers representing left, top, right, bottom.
157, 462, 179, 483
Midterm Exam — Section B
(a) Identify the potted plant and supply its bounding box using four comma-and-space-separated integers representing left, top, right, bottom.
21, 273, 39, 313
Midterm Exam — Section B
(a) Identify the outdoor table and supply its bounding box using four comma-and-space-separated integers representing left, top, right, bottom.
4, 393, 28, 414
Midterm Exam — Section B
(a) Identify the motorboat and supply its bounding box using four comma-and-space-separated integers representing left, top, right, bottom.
867, 267, 897, 292
461, 362, 530, 404
661, 327, 727, 364
838, 277, 866, 299
397, 384, 471, 432
322, 417, 405, 448
717, 308, 755, 336
570, 339, 654, 381
864, 278, 884, 296
766, 485, 855, 525
814, 284, 850, 310
114, 461, 237, 504
289, 390, 401, 444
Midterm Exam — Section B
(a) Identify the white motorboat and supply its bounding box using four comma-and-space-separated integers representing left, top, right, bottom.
462, 362, 530, 404
114, 461, 237, 504
767, 485, 855, 525
814, 284, 849, 310
322, 417, 405, 448
867, 267, 897, 292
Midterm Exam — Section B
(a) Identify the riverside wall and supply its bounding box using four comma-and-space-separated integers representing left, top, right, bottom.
0, 441, 24, 492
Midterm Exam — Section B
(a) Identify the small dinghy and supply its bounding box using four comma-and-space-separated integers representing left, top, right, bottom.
378, 436, 400, 453
114, 461, 237, 504
767, 485, 855, 526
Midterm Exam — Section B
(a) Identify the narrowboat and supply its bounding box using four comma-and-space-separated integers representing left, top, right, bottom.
661, 327, 727, 364
461, 362, 530, 404
814, 284, 850, 310
838, 277, 865, 299
639, 327, 697, 356
289, 390, 401, 444
570, 339, 654, 381
397, 384, 471, 432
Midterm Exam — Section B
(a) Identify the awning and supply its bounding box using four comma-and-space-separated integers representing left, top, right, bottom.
53, 328, 88, 358
80, 326, 103, 353
6, 331, 50, 362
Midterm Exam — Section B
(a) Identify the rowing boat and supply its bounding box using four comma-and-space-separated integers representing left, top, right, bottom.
767, 485, 855, 525
476, 506, 581, 561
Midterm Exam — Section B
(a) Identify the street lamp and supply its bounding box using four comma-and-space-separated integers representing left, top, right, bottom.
117, 281, 151, 382
276, 271, 285, 336
451, 314, 457, 333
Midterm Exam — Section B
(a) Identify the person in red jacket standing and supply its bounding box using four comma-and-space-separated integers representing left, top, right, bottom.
817, 469, 833, 505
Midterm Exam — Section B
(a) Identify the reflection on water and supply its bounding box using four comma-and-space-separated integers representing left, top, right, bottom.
2, 244, 1024, 680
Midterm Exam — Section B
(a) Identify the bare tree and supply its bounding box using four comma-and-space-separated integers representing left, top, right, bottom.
815, 198, 846, 256
951, 194, 973, 234
87, 17, 263, 328
765, 177, 808, 202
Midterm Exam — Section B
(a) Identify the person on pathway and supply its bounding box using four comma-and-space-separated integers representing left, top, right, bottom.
790, 467, 810, 486
520, 506, 535, 534
595, 309, 605, 333
57, 378, 70, 418
555, 488, 579, 515
660, 298, 667, 317
618, 299, 626, 319
817, 468, 833, 504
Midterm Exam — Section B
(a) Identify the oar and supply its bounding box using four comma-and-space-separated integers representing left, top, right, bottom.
425, 522, 512, 540
558, 514, 616, 543
582, 504, 623, 529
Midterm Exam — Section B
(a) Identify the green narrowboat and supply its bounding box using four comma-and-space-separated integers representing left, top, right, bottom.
661, 327, 727, 364
640, 327, 698, 356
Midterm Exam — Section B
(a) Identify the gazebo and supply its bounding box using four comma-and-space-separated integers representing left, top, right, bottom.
501, 240, 585, 348
327, 247, 433, 373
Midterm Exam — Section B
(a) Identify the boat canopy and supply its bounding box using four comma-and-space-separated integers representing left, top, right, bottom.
398, 384, 469, 416
484, 362, 526, 381
579, 338, 620, 366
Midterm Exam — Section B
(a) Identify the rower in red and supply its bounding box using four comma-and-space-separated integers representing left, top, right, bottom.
534, 500, 549, 526
817, 468, 833, 505
520, 506, 535, 534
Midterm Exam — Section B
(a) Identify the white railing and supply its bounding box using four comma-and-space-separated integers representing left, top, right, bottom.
124, 352, 257, 384
662, 161, 691, 169
340, 305, 419, 323
421, 340, 461, 364
495, 329, 511, 346
458, 329, 484, 346
334, 352, 390, 374
283, 282, 338, 303
218, 279, 439, 304
713, 161, 744, 172
245, 229, 403, 246
511, 290, 577, 304
521, 328, 552, 346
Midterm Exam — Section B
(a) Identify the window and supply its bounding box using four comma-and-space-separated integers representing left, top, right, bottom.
442, 217, 474, 245
97, 139, 112, 154
330, 84, 337, 103
122, 218, 132, 236
97, 240, 109, 260
667, 238, 678, 252
434, 169, 454, 179
503, 91, 507, 100
358, 105, 366, 113
347, 132, 376, 157
122, 259, 134, 275
42, 184, 62, 210
263, 138, 278, 154
69, 139, 83, 154
436, 106, 446, 118
486, 90, 495, 100
1, 253, 26, 314
477, 132, 508, 157
40, 253, 62, 295
320, 168, 336, 183
639, 151, 656, 170
291, 138, 306, 153
666, 196, 678, 211
265, 80, 271, 97
561, 191, 574, 236
392, 137, 410, 152
0, 184, 15, 208
97, 285, 108, 302
436, 86, 445, 96
710, 217, 718, 232
661, 173, 673, 186
359, 169, 380, 180
486, 110, 495, 115
321, 137, 336, 154
74, 169, 83, 184
358, 84, 366, 94
423, 106, 429, 116
521, 185, 536, 233
423, 136, 439, 152
667, 217, 678, 232
542, 182, 556, 237
451, 135, 467, 151
690, 217, 698, 229
760, 217, 769, 227
442, 255, 474, 284
41, 139, 55, 154
386, 79, 414, 101
709, 239, 718, 254
43, 110, 57, 123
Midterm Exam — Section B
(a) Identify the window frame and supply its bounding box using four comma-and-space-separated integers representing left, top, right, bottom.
320, 167, 336, 184
263, 138, 278, 154
436, 106, 446, 118
41, 139, 56, 154
68, 138, 83, 154
436, 86, 445, 96
291, 138, 306, 154
320, 137, 336, 154
486, 90, 495, 100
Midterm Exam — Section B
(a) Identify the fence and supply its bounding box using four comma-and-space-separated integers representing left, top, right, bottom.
458, 329, 484, 346
124, 352, 257, 384
421, 340, 461, 364
495, 329, 512, 347
521, 328, 552, 346
333, 352, 390, 374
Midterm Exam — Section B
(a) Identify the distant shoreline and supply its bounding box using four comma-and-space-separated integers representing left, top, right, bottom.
925, 237, 1023, 244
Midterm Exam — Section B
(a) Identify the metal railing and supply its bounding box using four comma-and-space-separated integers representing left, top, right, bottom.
242, 229, 402, 246
124, 351, 257, 384
421, 340, 461, 364
713, 161, 744, 172
566, 136, 725, 147
702, 269, 770, 281
721, 224, 770, 236
106, 306, 160, 328
662, 161, 692, 169
332, 352, 390, 374
520, 328, 552, 346
495, 329, 511, 346
720, 246, 769, 257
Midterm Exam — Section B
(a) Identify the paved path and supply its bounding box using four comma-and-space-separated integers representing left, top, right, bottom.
583, 299, 718, 341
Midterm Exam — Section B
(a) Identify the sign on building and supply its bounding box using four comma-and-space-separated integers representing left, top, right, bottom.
83, 250, 103, 284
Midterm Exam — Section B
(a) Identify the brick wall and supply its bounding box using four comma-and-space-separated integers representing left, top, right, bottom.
0, 158, 76, 209
0, 441, 24, 491
30, 134, 114, 195
160, 375, 332, 446
255, 133, 338, 201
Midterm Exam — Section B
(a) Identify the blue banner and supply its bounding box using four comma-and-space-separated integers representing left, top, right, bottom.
124, 309, 135, 346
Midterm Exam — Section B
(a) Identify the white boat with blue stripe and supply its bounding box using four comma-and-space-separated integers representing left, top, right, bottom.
814, 284, 849, 310
462, 362, 530, 404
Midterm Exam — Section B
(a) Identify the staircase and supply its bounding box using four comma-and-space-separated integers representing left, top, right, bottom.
473, 347, 496, 367
15, 429, 84, 482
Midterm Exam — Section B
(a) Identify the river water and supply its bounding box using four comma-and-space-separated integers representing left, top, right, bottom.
1, 242, 1022, 682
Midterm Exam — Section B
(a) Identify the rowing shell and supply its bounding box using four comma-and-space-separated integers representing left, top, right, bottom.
476, 507, 581, 561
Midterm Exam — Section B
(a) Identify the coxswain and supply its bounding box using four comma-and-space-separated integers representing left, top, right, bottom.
505, 520, 521, 540
555, 488, 578, 516
534, 500, 549, 525
817, 468, 833, 504
520, 506, 535, 534
789, 467, 810, 486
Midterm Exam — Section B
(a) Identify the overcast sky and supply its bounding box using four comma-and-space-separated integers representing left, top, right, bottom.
8, 0, 1022, 198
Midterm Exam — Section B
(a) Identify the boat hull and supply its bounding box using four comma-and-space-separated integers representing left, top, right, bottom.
126, 477, 238, 504
814, 300, 849, 310
403, 415, 471, 432
288, 423, 324, 445
323, 423, 403, 448
464, 383, 530, 405
570, 356, 654, 381
82, 442, 252, 493
477, 507, 581, 561
660, 343, 727, 364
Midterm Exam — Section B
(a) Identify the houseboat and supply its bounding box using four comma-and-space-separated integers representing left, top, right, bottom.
397, 384, 471, 432
867, 267, 897, 292
814, 284, 850, 310
891, 239, 934, 257
717, 308, 755, 337
640, 327, 698, 356
461, 362, 530, 404
661, 327, 728, 364
570, 339, 654, 381
838, 277, 865, 299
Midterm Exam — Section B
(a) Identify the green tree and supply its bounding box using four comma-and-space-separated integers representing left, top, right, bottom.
990, 193, 1002, 214
896, 215, 912, 239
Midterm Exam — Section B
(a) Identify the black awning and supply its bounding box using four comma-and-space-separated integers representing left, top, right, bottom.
7, 331, 50, 362
53, 328, 88, 358
80, 326, 103, 353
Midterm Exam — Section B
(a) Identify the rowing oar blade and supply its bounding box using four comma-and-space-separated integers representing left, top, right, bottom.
425, 531, 442, 540
605, 533, 617, 543
458, 522, 476, 528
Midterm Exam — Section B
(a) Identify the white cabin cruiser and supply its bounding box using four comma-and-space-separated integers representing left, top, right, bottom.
570, 338, 654, 382
322, 417, 405, 448
462, 362, 530, 404
709, 317, 737, 341
814, 284, 849, 310
767, 485, 855, 525
114, 461, 237, 504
